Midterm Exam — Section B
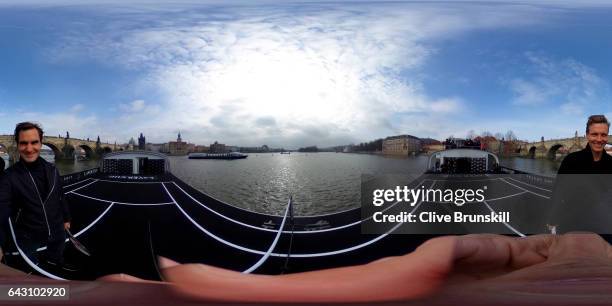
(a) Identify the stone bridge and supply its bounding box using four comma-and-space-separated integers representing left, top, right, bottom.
518, 132, 612, 159
0, 134, 117, 161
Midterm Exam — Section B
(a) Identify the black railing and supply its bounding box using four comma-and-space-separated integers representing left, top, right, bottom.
62, 167, 99, 186
499, 166, 555, 186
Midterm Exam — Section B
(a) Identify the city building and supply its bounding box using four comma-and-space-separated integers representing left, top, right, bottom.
127, 137, 136, 151
420, 138, 444, 154
160, 143, 169, 153
147, 143, 166, 153
138, 133, 146, 150
187, 143, 196, 153
210, 141, 227, 153
382, 135, 421, 155
168, 132, 189, 155
238, 145, 274, 153
193, 145, 209, 153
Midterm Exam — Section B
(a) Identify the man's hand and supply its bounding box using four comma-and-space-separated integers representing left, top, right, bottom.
1, 233, 611, 304
64, 222, 71, 230
97, 233, 612, 303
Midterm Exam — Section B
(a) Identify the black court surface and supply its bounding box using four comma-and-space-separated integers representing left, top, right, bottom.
3, 171, 556, 281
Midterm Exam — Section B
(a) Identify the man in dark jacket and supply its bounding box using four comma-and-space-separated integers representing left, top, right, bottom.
0, 122, 73, 271
557, 115, 612, 174
549, 115, 612, 234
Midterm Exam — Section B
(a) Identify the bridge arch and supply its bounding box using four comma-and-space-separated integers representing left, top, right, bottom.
102, 146, 112, 154
548, 144, 567, 160
78, 144, 95, 158
528, 146, 536, 159
42, 143, 62, 159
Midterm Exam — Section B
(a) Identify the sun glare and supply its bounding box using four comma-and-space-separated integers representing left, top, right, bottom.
203, 45, 359, 128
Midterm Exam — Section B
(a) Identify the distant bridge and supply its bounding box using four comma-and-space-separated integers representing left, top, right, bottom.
518, 132, 612, 159
0, 135, 117, 161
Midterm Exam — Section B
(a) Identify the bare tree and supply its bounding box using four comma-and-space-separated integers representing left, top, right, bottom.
494, 132, 504, 140
505, 130, 517, 142
481, 130, 492, 137
466, 130, 477, 140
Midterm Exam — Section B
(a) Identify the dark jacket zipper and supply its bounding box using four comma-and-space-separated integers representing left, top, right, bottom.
15, 209, 22, 225
24, 165, 54, 237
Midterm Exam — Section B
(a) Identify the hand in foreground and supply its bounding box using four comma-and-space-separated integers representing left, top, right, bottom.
64, 222, 71, 230
98, 233, 612, 303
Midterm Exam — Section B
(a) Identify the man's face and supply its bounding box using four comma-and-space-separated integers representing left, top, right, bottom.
587, 123, 609, 154
18, 128, 42, 163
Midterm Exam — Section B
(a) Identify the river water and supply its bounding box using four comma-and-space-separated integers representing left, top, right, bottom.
55, 153, 560, 216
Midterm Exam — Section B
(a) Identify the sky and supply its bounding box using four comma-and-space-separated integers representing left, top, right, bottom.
0, 1, 611, 148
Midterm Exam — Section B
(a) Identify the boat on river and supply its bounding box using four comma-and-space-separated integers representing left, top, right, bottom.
3, 149, 555, 281
188, 152, 248, 159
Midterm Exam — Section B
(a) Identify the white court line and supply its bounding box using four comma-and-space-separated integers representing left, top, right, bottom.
72, 203, 114, 237
63, 178, 92, 189
170, 182, 282, 233
482, 200, 526, 237
242, 197, 292, 274
8, 219, 65, 280
500, 178, 550, 199
164, 180, 437, 258
505, 176, 552, 192
170, 176, 430, 219
433, 177, 501, 183
67, 179, 99, 193
170, 179, 427, 234
487, 191, 528, 202
28, 203, 116, 253
161, 183, 267, 255
68, 191, 174, 206
269, 181, 437, 258
95, 178, 172, 184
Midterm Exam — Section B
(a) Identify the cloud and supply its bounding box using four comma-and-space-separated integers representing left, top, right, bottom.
429, 98, 462, 113
509, 52, 608, 113
9, 111, 100, 140
254, 116, 277, 127
510, 79, 552, 106
119, 99, 146, 112
38, 2, 560, 146
560, 102, 583, 115
70, 104, 84, 112
6, 0, 612, 7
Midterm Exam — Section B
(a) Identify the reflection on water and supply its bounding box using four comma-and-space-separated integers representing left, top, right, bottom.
168, 153, 429, 215
54, 153, 562, 215
55, 159, 100, 176
499, 157, 561, 177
